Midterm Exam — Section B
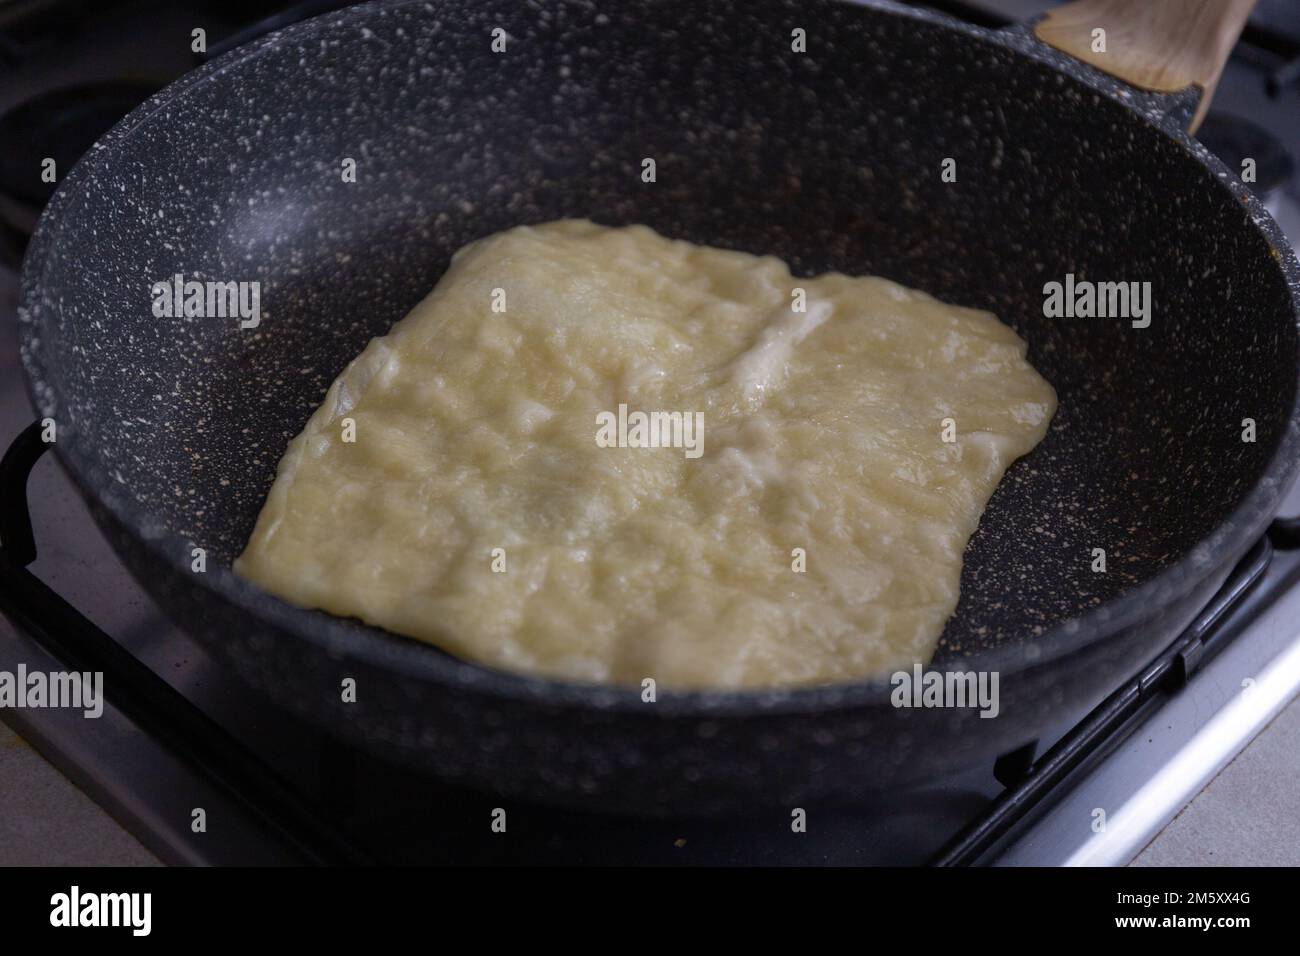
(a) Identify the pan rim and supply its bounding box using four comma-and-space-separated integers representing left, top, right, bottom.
16, 0, 1300, 717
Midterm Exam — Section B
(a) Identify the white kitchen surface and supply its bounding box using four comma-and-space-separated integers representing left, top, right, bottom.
0, 721, 157, 866
1133, 695, 1300, 866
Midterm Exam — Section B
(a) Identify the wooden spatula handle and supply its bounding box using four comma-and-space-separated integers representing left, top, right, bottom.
1033, 0, 1256, 132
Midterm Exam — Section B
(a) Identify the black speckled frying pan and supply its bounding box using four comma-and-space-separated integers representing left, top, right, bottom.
14, 0, 1300, 815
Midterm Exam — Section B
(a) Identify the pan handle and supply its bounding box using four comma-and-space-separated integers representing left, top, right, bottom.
1031, 0, 1256, 133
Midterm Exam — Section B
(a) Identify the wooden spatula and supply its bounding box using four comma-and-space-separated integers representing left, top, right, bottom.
1034, 0, 1256, 133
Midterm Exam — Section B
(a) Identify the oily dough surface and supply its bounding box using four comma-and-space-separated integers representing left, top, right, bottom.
234, 220, 1056, 690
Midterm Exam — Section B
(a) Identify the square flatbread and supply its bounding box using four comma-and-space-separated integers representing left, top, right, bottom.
234, 220, 1056, 689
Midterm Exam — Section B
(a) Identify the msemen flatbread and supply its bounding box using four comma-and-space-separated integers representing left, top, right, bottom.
235, 220, 1056, 689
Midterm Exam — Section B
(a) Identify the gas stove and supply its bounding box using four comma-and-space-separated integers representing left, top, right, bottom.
1, 0, 1298, 866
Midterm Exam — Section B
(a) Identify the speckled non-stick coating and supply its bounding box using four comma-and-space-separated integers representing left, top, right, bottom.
17, 0, 1300, 814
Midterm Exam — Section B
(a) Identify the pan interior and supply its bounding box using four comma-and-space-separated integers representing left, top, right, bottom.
21, 0, 1298, 667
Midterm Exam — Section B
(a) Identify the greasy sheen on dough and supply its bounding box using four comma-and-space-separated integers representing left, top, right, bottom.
234, 220, 1056, 690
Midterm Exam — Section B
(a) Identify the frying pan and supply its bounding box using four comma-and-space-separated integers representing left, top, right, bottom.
13, 0, 1300, 816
